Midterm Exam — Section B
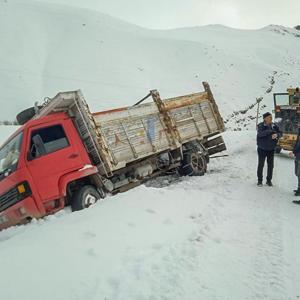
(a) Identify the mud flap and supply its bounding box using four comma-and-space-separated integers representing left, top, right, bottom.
204, 135, 227, 156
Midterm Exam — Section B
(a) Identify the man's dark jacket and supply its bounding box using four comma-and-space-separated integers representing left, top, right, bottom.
293, 129, 300, 160
257, 122, 281, 151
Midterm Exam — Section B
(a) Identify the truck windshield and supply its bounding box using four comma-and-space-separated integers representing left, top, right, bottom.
0, 132, 23, 178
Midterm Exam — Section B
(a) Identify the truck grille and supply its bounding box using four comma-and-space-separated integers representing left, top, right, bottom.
0, 188, 19, 213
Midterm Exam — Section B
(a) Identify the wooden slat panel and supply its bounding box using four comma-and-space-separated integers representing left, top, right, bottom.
97, 110, 170, 167
92, 92, 221, 171
168, 101, 218, 142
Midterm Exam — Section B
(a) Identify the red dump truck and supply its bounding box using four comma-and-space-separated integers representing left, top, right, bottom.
0, 82, 226, 230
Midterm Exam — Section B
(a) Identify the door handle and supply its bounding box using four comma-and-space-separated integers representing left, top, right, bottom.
68, 153, 79, 159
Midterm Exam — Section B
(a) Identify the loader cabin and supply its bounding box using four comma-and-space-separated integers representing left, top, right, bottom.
274, 88, 300, 120
273, 88, 300, 152
274, 88, 300, 110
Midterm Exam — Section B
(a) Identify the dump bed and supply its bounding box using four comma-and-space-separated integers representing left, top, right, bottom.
33, 82, 225, 176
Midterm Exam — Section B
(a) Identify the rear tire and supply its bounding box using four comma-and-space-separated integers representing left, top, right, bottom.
71, 185, 102, 212
179, 152, 207, 176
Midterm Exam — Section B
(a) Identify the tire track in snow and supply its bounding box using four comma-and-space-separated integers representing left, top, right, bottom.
248, 192, 289, 300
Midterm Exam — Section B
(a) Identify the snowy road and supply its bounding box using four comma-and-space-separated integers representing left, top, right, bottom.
0, 130, 299, 300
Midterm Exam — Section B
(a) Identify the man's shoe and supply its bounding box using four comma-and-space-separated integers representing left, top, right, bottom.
266, 181, 273, 187
293, 200, 300, 205
257, 181, 263, 187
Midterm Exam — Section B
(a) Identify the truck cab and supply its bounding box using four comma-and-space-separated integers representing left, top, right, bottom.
0, 112, 99, 230
273, 88, 300, 152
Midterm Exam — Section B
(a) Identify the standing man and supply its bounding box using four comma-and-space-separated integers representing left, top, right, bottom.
289, 127, 300, 202
257, 112, 282, 187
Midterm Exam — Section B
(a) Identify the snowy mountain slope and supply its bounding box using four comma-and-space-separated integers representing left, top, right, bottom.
0, 129, 299, 300
0, 126, 18, 144
0, 1, 299, 125
1, 1, 300, 299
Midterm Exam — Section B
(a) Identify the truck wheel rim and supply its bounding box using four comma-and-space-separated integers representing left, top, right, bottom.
191, 155, 199, 170
198, 156, 205, 172
84, 194, 97, 207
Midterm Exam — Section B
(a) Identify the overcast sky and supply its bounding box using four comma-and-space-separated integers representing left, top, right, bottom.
39, 0, 299, 29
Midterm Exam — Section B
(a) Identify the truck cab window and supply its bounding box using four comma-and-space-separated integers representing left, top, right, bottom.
30, 125, 69, 159
0, 132, 23, 178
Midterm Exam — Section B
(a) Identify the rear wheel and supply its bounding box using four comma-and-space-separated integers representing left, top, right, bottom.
179, 152, 207, 176
71, 185, 102, 212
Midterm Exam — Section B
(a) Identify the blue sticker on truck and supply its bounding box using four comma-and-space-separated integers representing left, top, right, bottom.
146, 117, 156, 144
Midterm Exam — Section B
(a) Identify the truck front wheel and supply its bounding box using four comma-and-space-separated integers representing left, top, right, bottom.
71, 185, 101, 212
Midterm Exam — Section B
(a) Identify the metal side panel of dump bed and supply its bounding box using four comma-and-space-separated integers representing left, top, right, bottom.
153, 82, 224, 146
92, 102, 175, 171
92, 82, 225, 172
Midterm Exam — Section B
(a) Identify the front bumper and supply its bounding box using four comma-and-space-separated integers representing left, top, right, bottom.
0, 196, 41, 231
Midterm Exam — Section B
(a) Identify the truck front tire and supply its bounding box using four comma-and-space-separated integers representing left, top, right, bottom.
71, 185, 102, 212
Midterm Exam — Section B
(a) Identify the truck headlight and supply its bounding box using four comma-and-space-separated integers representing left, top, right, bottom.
17, 184, 26, 194
16, 182, 32, 199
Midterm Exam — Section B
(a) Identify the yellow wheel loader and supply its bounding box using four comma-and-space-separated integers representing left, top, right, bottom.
274, 87, 300, 153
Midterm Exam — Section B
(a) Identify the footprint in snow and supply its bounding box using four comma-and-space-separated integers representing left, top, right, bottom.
163, 218, 173, 225
127, 222, 136, 228
152, 243, 163, 250
146, 208, 156, 214
189, 213, 202, 221
86, 248, 98, 257
189, 235, 202, 243
213, 237, 222, 244
84, 231, 97, 239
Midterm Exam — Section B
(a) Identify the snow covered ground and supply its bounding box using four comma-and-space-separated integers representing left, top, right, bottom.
1, 1, 300, 299
0, 129, 299, 300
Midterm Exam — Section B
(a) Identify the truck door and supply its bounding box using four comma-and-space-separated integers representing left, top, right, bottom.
26, 123, 84, 202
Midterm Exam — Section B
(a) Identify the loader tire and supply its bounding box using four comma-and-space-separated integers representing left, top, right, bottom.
16, 106, 42, 125
71, 185, 101, 212
179, 152, 207, 177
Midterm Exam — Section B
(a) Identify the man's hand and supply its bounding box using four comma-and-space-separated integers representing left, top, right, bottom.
289, 152, 295, 158
271, 133, 278, 140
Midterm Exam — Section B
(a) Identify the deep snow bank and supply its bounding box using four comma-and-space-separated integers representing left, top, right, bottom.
0, 130, 299, 300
